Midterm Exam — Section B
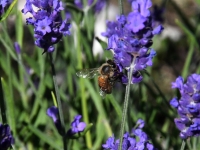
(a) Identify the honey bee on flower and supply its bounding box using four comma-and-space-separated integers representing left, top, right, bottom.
76, 60, 123, 97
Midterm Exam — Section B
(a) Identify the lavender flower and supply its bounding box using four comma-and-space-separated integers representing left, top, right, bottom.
74, 0, 106, 13
14, 42, 21, 54
170, 74, 200, 139
22, 0, 71, 53
102, 119, 156, 150
0, 123, 14, 150
47, 106, 63, 135
67, 115, 86, 135
102, 0, 164, 84
0, 0, 12, 17
102, 135, 119, 150
47, 106, 86, 137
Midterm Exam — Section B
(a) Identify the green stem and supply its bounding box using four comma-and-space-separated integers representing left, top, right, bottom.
181, 39, 194, 79
76, 26, 92, 148
48, 53, 67, 150
119, 56, 137, 150
0, 78, 7, 124
118, 0, 124, 15
17, 51, 28, 110
6, 51, 16, 136
180, 140, 186, 150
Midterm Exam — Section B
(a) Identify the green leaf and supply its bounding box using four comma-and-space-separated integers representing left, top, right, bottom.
176, 19, 199, 49
23, 54, 40, 75
33, 101, 48, 127
0, 33, 17, 61
107, 94, 122, 119
1, 77, 16, 136
67, 4, 84, 24
0, 78, 7, 124
93, 116, 106, 149
95, 37, 107, 50
28, 124, 62, 149
15, 11, 23, 47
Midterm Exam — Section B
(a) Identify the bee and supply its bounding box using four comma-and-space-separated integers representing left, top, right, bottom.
76, 60, 122, 97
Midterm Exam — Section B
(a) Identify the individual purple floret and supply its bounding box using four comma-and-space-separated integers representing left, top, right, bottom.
0, 123, 14, 150
170, 74, 200, 139
67, 115, 86, 135
74, 0, 106, 13
0, 0, 12, 17
102, 135, 119, 150
136, 118, 145, 128
47, 106, 63, 135
22, 0, 71, 53
102, 119, 156, 150
102, 0, 164, 84
74, 0, 83, 9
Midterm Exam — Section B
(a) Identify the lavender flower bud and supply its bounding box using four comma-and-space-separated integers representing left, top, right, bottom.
14, 42, 21, 54
0, 123, 14, 150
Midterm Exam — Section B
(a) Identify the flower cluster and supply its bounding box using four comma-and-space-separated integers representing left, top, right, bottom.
102, 0, 163, 83
74, 0, 106, 13
47, 106, 86, 137
0, 123, 14, 150
170, 74, 200, 139
22, 0, 71, 53
0, 0, 12, 17
102, 119, 156, 150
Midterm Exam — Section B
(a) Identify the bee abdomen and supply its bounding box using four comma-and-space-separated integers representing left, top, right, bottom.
98, 76, 112, 94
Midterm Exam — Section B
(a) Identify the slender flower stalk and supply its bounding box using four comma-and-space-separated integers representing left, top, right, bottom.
180, 140, 186, 150
48, 54, 67, 150
118, 0, 124, 15
119, 55, 137, 150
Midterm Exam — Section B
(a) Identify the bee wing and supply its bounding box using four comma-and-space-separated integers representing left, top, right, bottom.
76, 68, 99, 79
99, 89, 106, 98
